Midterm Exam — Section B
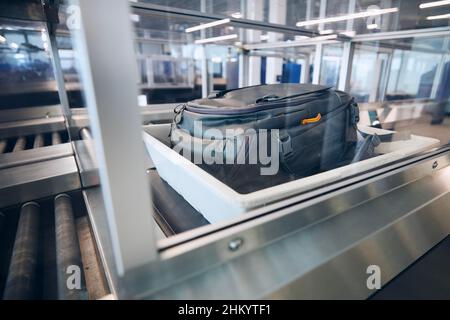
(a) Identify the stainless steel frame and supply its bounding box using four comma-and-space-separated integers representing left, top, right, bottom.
84, 146, 450, 299
0, 156, 80, 208
0, 116, 66, 139
71, 0, 157, 276
130, 2, 318, 38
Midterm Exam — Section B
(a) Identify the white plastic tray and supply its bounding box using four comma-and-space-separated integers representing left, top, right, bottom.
143, 124, 440, 223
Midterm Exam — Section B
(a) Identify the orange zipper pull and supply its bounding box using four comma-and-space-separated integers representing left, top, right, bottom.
301, 113, 321, 125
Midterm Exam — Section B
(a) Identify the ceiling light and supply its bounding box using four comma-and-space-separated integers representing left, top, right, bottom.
319, 29, 334, 35
295, 35, 310, 40
231, 12, 242, 18
260, 34, 269, 41
419, 0, 450, 9
10, 42, 18, 49
296, 7, 398, 27
186, 18, 230, 33
313, 34, 338, 41
339, 31, 356, 37
426, 13, 450, 19
0, 35, 6, 43
195, 34, 238, 44
367, 23, 379, 29
130, 14, 140, 22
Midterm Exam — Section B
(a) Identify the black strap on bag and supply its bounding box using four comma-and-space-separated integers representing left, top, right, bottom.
352, 131, 381, 163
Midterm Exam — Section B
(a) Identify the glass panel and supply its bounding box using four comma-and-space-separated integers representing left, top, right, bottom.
349, 45, 380, 102
122, 1, 450, 237
0, 21, 58, 108
139, 0, 450, 34
319, 43, 343, 87
61, 1, 450, 238
386, 49, 442, 100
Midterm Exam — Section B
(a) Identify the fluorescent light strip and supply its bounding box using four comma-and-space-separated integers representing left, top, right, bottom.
296, 7, 398, 27
319, 29, 334, 35
426, 13, 450, 19
367, 23, 378, 29
0, 35, 5, 43
419, 0, 450, 9
195, 34, 238, 44
340, 31, 356, 37
186, 18, 230, 33
313, 34, 338, 41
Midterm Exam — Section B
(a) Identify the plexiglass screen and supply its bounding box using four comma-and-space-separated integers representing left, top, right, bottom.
64, 0, 450, 238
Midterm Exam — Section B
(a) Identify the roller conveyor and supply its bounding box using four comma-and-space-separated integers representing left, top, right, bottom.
0, 140, 6, 154
0, 192, 109, 300
54, 194, 87, 300
52, 132, 61, 145
12, 137, 26, 153
3, 202, 40, 300
0, 131, 65, 154
79, 127, 92, 140
33, 134, 44, 149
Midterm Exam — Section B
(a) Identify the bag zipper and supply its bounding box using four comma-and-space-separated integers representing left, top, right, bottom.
186, 90, 331, 115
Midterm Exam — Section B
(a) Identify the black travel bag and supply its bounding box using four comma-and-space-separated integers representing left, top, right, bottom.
170, 84, 360, 193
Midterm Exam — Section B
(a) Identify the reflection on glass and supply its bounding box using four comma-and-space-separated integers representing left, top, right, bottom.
49, 1, 450, 236
319, 44, 343, 87
0, 23, 56, 107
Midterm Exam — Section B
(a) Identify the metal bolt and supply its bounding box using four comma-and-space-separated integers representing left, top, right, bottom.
432, 161, 438, 169
228, 238, 244, 251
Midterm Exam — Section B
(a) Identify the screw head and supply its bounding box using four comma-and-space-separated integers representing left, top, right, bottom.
228, 238, 244, 251
432, 161, 438, 169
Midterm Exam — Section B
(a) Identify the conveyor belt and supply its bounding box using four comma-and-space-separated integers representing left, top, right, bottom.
148, 170, 209, 236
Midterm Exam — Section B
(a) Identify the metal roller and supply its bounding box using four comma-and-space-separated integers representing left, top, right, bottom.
12, 136, 26, 152
3, 202, 40, 300
54, 194, 86, 300
33, 134, 44, 149
52, 131, 61, 145
0, 139, 6, 153
79, 127, 92, 140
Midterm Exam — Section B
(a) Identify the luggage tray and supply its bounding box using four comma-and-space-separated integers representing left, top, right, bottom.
143, 124, 440, 223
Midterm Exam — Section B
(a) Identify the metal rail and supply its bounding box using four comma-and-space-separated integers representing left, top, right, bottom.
129, 2, 318, 38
